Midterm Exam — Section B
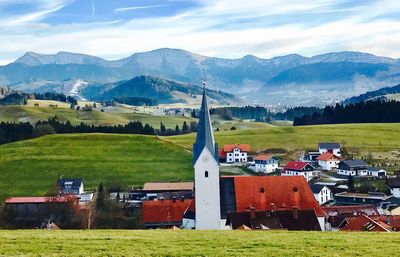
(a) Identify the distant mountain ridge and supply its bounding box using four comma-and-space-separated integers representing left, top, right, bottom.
2, 48, 400, 105
342, 84, 400, 104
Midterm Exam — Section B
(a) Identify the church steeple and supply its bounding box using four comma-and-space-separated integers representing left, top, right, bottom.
193, 84, 218, 165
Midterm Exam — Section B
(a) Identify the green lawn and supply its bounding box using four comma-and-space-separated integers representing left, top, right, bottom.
0, 105, 195, 128
0, 230, 399, 256
0, 134, 193, 201
166, 123, 400, 162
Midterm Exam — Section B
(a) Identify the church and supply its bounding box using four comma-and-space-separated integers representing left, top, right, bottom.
184, 87, 326, 230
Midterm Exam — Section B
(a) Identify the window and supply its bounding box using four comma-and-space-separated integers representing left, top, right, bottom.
205, 171, 209, 178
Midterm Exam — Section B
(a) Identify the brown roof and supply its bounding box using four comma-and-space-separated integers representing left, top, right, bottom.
143, 182, 194, 191
317, 152, 340, 161
223, 144, 250, 152
142, 199, 192, 224
341, 215, 392, 232
254, 154, 273, 161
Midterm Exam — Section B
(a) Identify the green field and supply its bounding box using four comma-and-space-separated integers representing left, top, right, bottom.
0, 134, 192, 201
0, 230, 399, 256
166, 123, 400, 163
0, 105, 194, 128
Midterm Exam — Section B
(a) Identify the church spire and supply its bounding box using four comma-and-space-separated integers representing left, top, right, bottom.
193, 83, 218, 165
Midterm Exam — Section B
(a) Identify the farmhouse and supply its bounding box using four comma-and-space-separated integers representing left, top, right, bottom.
218, 144, 250, 163
57, 178, 84, 195
336, 160, 369, 176
322, 205, 379, 229
254, 154, 279, 173
340, 215, 393, 232
142, 199, 192, 229
318, 142, 341, 157
317, 152, 340, 171
309, 183, 333, 205
282, 161, 315, 182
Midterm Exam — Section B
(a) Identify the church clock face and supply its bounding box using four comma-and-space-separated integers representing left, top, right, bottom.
202, 155, 210, 162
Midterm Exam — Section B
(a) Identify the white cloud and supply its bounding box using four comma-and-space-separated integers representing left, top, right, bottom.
114, 4, 167, 13
1, 0, 400, 64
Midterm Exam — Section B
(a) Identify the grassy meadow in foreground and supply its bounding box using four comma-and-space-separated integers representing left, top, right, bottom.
1, 230, 400, 257
0, 134, 192, 201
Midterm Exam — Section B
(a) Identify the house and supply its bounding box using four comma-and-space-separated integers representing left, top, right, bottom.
322, 205, 379, 229
282, 161, 316, 182
219, 176, 327, 230
378, 196, 400, 215
226, 208, 321, 231
368, 167, 387, 177
142, 199, 192, 228
4, 196, 79, 227
218, 144, 250, 163
254, 154, 279, 173
334, 192, 387, 205
300, 151, 320, 166
387, 178, 400, 198
340, 215, 393, 232
318, 142, 341, 157
336, 160, 368, 177
57, 178, 84, 195
317, 152, 340, 171
309, 183, 333, 205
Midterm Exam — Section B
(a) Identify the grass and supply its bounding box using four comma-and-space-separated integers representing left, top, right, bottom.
0, 134, 193, 201
166, 123, 400, 163
0, 105, 195, 128
0, 230, 400, 256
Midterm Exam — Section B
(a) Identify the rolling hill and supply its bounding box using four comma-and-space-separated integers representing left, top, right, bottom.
2, 49, 400, 105
343, 83, 400, 104
0, 134, 193, 201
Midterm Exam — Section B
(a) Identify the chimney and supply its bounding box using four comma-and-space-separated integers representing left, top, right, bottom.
292, 206, 299, 220
250, 206, 256, 219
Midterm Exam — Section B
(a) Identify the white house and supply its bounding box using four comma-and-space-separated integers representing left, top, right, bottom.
219, 144, 250, 163
368, 167, 387, 177
309, 184, 333, 205
388, 178, 400, 198
254, 154, 279, 173
57, 178, 84, 195
282, 161, 316, 182
317, 152, 340, 171
337, 160, 368, 176
318, 142, 341, 157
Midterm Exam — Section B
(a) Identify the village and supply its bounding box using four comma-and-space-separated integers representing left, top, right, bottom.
2, 89, 400, 232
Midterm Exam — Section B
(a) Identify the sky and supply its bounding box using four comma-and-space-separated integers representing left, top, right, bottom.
0, 0, 400, 65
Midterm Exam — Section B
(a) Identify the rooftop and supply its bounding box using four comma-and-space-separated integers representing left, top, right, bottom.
317, 152, 340, 161
319, 142, 340, 149
223, 144, 250, 152
142, 182, 194, 192
5, 195, 78, 204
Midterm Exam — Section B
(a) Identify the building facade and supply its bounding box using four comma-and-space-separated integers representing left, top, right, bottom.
254, 155, 279, 173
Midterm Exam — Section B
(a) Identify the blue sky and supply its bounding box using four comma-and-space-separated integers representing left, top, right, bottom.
0, 0, 399, 64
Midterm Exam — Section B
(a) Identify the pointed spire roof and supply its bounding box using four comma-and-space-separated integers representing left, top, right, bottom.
193, 86, 218, 165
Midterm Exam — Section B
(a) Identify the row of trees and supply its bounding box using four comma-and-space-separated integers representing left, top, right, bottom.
294, 100, 400, 125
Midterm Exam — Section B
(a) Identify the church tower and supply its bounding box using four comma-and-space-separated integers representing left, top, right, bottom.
193, 85, 221, 230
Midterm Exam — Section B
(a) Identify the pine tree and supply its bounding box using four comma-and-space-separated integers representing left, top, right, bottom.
182, 121, 189, 132
96, 183, 106, 211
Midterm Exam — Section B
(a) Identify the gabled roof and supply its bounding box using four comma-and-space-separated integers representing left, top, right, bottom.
340, 159, 368, 168
57, 178, 83, 189
284, 161, 313, 171
227, 176, 325, 217
223, 144, 250, 152
308, 183, 327, 194
341, 215, 392, 232
193, 88, 218, 165
142, 199, 192, 224
317, 152, 340, 161
319, 142, 340, 149
143, 182, 194, 192
5, 196, 78, 204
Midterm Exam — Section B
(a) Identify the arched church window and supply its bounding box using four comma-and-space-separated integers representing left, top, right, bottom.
205, 171, 209, 178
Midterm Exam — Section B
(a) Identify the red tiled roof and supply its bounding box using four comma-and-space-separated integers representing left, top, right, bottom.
142, 199, 192, 224
373, 215, 400, 231
231, 176, 325, 217
5, 196, 78, 204
223, 144, 250, 152
283, 161, 310, 171
317, 152, 340, 161
254, 154, 272, 161
341, 215, 392, 232
218, 148, 227, 158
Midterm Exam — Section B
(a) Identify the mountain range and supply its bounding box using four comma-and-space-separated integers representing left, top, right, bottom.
1, 48, 400, 105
